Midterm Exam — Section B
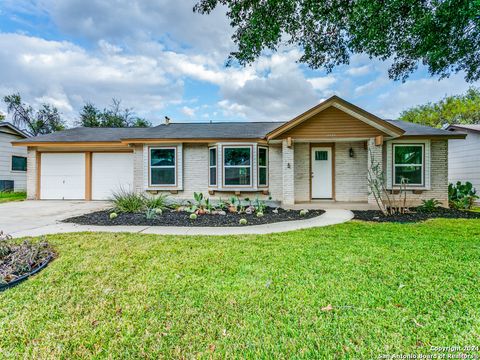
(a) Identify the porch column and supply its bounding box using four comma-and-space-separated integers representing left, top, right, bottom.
26, 147, 38, 200
367, 137, 383, 205
282, 139, 295, 206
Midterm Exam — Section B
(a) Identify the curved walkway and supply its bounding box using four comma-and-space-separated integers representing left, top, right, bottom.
10, 209, 354, 238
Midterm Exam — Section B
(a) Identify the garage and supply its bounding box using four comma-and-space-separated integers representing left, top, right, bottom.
92, 153, 133, 200
40, 152, 134, 200
40, 153, 86, 200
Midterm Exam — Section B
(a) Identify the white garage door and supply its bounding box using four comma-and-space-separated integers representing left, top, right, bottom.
92, 153, 133, 200
41, 153, 86, 200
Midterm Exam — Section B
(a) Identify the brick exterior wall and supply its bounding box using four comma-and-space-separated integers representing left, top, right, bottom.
335, 142, 368, 202
282, 139, 295, 205
26, 147, 37, 200
367, 138, 383, 205
294, 143, 309, 202
133, 144, 144, 193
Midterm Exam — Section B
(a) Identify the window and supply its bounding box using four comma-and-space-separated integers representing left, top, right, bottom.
150, 147, 176, 186
258, 147, 268, 186
223, 146, 251, 186
393, 144, 424, 186
209, 147, 217, 186
315, 151, 328, 161
12, 156, 27, 171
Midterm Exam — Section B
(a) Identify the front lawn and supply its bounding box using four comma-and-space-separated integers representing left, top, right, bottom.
0, 191, 26, 204
1, 219, 479, 358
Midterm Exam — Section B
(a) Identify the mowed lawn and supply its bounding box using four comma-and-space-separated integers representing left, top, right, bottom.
1, 219, 479, 358
0, 191, 26, 204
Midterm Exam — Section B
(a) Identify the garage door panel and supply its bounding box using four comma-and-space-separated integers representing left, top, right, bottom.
92, 153, 133, 200
41, 153, 85, 200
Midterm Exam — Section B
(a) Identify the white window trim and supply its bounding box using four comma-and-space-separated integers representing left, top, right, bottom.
258, 146, 268, 187
222, 145, 253, 188
149, 146, 177, 187
392, 144, 425, 186
208, 146, 217, 187
386, 139, 431, 190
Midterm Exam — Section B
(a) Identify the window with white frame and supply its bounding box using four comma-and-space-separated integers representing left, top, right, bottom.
223, 146, 251, 186
393, 144, 424, 186
209, 146, 217, 186
258, 147, 268, 187
149, 147, 176, 186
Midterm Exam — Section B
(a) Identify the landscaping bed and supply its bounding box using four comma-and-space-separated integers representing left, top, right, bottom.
353, 207, 480, 223
64, 208, 325, 227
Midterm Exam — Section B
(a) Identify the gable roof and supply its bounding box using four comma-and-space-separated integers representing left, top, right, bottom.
446, 124, 480, 134
0, 122, 29, 138
12, 122, 285, 145
266, 95, 405, 139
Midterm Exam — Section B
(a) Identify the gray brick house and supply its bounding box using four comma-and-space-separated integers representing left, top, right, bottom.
12, 96, 465, 206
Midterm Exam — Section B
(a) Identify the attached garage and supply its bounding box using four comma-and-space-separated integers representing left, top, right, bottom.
40, 153, 86, 200
92, 153, 133, 200
39, 151, 133, 200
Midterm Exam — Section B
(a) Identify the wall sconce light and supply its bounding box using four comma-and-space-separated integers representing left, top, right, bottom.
287, 163, 291, 169
349, 147, 354, 158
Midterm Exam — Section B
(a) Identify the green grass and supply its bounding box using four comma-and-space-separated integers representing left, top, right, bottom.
0, 191, 26, 204
1, 219, 480, 358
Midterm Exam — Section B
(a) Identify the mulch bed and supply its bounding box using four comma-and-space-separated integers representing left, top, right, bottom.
64, 208, 325, 227
353, 207, 480, 223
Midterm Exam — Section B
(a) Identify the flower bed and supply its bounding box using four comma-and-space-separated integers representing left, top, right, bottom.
353, 207, 480, 223
0, 232, 55, 290
64, 207, 325, 227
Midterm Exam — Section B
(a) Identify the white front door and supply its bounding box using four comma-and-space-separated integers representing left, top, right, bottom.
92, 153, 134, 200
311, 147, 333, 199
41, 153, 86, 200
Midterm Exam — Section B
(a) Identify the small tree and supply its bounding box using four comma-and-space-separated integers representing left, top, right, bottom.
78, 99, 151, 128
3, 93, 65, 135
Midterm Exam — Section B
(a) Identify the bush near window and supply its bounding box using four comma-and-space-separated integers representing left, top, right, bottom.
448, 182, 479, 210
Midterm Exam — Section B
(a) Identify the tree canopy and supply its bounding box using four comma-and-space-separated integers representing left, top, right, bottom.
78, 99, 151, 128
194, 0, 480, 82
399, 87, 480, 128
3, 93, 65, 135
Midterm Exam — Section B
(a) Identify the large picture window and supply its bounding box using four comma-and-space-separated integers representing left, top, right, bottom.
393, 144, 424, 186
150, 147, 176, 186
258, 147, 268, 187
209, 147, 217, 186
12, 156, 27, 171
223, 146, 251, 186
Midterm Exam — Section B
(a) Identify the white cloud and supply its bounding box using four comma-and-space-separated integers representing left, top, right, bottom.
346, 65, 371, 76
181, 106, 195, 117
307, 76, 336, 91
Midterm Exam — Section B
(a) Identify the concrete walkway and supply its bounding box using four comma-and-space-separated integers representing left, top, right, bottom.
9, 209, 354, 238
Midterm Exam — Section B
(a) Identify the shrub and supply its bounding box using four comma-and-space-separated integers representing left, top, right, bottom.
418, 199, 442, 213
448, 181, 479, 210
256, 212, 264, 218
299, 209, 309, 216
190, 213, 197, 220
144, 194, 169, 210
109, 212, 118, 219
145, 208, 157, 220
239, 218, 247, 225
111, 189, 145, 213
155, 208, 163, 215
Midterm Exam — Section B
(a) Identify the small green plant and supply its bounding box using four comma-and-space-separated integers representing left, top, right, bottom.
299, 209, 309, 216
111, 189, 145, 213
256, 212, 264, 218
155, 208, 163, 215
145, 208, 157, 220
109, 212, 118, 219
190, 213, 197, 220
418, 198, 442, 213
254, 196, 267, 213
239, 218, 247, 225
144, 194, 169, 210
449, 181, 479, 210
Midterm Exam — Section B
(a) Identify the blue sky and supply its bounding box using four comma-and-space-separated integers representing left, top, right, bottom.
0, 0, 477, 126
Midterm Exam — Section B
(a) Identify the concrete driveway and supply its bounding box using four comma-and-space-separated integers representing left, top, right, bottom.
0, 200, 110, 235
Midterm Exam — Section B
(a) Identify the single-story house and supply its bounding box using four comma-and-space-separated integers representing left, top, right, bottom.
12, 96, 466, 206
446, 124, 480, 197
1, 122, 29, 192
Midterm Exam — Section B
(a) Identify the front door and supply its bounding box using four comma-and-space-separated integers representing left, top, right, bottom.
311, 147, 333, 199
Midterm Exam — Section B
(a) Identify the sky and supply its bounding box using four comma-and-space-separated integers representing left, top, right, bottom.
0, 0, 478, 127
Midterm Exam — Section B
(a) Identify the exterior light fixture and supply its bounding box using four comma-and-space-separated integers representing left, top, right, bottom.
349, 147, 354, 158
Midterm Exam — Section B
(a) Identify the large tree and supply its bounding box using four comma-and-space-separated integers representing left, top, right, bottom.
78, 99, 151, 128
399, 87, 480, 128
194, 0, 480, 82
3, 93, 65, 135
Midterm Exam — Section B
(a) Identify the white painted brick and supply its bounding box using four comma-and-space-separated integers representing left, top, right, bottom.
336, 142, 368, 202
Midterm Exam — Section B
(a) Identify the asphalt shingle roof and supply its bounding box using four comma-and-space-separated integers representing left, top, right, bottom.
384, 120, 460, 136
446, 124, 480, 133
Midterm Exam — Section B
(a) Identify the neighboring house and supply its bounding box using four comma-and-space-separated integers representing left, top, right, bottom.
0, 122, 29, 192
12, 96, 465, 206
446, 124, 480, 196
